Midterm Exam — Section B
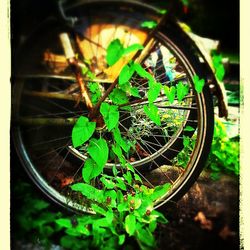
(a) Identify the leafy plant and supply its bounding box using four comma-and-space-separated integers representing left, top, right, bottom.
56, 180, 170, 250
211, 51, 226, 82
207, 118, 239, 179
12, 180, 62, 249
67, 37, 206, 249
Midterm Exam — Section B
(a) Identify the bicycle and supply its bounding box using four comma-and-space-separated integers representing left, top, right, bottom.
11, 0, 227, 213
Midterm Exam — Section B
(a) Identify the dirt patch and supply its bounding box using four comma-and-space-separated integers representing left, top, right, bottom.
157, 172, 239, 250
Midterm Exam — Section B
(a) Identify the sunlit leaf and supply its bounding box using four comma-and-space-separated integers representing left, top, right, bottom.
100, 103, 119, 131
122, 43, 144, 56
82, 158, 99, 183
104, 190, 117, 207
116, 177, 127, 191
184, 125, 195, 132
72, 116, 96, 148
183, 136, 190, 148
123, 171, 132, 185
91, 204, 107, 216
56, 218, 72, 228
163, 85, 176, 104
141, 20, 158, 29
118, 64, 135, 86
176, 81, 189, 101
151, 210, 168, 224
148, 81, 161, 103
71, 183, 104, 202
193, 75, 205, 94
109, 88, 129, 105
112, 126, 131, 153
125, 214, 136, 236
143, 103, 161, 126
87, 138, 109, 169
132, 62, 154, 82
212, 53, 225, 81
100, 176, 116, 189
118, 234, 126, 245
106, 39, 124, 66
150, 183, 171, 201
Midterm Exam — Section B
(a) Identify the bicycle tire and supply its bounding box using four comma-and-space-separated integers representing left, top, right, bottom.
12, 0, 214, 212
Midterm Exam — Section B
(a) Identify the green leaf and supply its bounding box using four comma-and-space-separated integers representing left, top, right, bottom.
151, 210, 168, 224
117, 202, 128, 212
72, 116, 96, 148
100, 103, 119, 131
82, 158, 99, 183
33, 199, 50, 210
123, 44, 144, 56
176, 81, 189, 102
88, 138, 109, 169
118, 234, 126, 245
149, 220, 157, 233
130, 86, 141, 97
212, 53, 225, 81
112, 126, 131, 153
116, 177, 127, 191
71, 183, 104, 202
193, 75, 205, 94
134, 173, 142, 183
56, 218, 72, 228
100, 176, 116, 189
125, 214, 136, 236
118, 64, 135, 86
91, 204, 107, 216
183, 136, 190, 148
158, 9, 167, 14
143, 103, 161, 126
184, 125, 195, 132
216, 64, 225, 81
148, 81, 161, 103
123, 171, 132, 185
109, 88, 129, 105
141, 20, 158, 29
112, 144, 123, 158
132, 63, 154, 82
112, 166, 118, 176
104, 190, 117, 207
163, 85, 176, 104
136, 227, 155, 247
126, 163, 135, 173
88, 82, 102, 105
106, 39, 124, 66
150, 182, 171, 201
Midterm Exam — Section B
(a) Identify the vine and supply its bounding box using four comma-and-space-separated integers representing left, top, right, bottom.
63, 37, 205, 249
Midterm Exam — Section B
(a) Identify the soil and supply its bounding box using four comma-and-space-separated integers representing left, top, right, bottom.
157, 172, 240, 250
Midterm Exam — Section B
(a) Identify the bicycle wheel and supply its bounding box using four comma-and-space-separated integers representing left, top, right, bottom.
12, 0, 214, 212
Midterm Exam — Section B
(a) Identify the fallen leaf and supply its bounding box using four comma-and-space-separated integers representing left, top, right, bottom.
194, 211, 213, 230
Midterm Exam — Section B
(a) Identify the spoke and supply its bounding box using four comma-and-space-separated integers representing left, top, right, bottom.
24, 90, 80, 102
118, 122, 154, 188
31, 135, 72, 147
138, 138, 175, 184
37, 139, 71, 171
35, 143, 71, 160
18, 117, 77, 126
48, 150, 71, 184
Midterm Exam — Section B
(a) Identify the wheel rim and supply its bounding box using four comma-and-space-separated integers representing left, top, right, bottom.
12, 4, 212, 212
